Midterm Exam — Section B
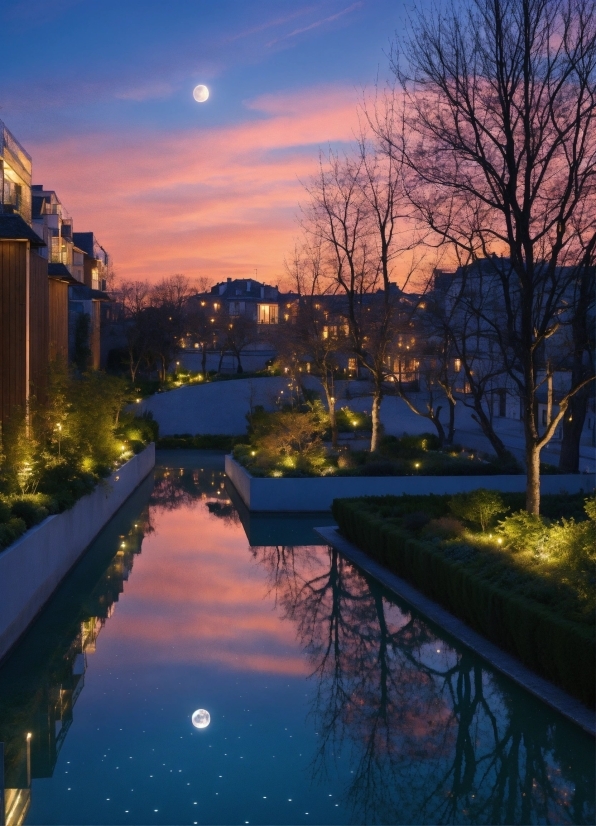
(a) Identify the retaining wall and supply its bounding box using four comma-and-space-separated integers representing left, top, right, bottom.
225, 455, 595, 512
0, 443, 155, 661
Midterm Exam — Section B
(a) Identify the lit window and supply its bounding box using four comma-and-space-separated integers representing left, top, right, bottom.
257, 304, 278, 324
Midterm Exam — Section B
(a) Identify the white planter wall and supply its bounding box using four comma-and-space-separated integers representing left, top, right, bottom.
0, 444, 155, 661
225, 455, 595, 512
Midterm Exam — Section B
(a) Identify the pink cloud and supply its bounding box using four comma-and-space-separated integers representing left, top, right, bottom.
27, 85, 360, 284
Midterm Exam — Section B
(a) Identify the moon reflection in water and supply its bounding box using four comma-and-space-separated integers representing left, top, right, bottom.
192, 709, 211, 729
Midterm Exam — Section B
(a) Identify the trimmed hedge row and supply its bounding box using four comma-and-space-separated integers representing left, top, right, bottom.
332, 497, 595, 707
156, 434, 244, 451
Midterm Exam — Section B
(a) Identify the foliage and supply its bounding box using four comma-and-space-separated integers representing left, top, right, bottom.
332, 493, 596, 706
0, 365, 156, 551
235, 403, 331, 476
497, 511, 550, 553
335, 406, 373, 432
156, 434, 244, 451
449, 489, 508, 532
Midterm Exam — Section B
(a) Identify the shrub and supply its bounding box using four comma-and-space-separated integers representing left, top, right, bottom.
497, 511, 550, 553
336, 407, 373, 432
0, 518, 27, 550
10, 497, 49, 528
402, 511, 431, 532
423, 516, 465, 539
449, 489, 508, 531
0, 497, 12, 524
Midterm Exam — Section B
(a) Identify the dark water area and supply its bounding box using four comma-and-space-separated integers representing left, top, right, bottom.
0, 451, 593, 825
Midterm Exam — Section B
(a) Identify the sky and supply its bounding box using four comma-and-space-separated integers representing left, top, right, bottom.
0, 0, 418, 287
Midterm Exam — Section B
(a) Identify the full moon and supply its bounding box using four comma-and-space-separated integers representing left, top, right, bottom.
193, 85, 209, 103
191, 709, 211, 729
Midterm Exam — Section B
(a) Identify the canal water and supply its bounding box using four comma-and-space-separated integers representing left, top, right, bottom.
0, 451, 593, 825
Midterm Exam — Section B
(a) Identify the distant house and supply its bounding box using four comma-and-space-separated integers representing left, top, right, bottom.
191, 277, 296, 325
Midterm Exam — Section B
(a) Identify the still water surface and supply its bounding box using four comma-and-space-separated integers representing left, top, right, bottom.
0, 451, 593, 825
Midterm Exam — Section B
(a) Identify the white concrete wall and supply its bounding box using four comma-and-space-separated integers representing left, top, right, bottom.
0, 443, 155, 661
225, 455, 595, 512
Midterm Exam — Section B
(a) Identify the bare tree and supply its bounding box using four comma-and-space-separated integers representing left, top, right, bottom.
283, 239, 348, 446
303, 141, 420, 451
117, 280, 152, 382
383, 0, 596, 513
222, 307, 257, 374
147, 275, 195, 381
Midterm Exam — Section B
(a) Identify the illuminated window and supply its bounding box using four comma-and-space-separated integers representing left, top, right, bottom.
454, 359, 461, 372
257, 304, 278, 324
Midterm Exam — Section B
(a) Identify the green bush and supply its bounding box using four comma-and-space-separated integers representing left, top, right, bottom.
497, 511, 550, 553
449, 489, 508, 531
336, 406, 373, 432
10, 497, 49, 528
157, 434, 244, 451
0, 497, 12, 524
332, 495, 595, 706
0, 517, 27, 550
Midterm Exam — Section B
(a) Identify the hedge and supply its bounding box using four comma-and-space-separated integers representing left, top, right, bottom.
332, 496, 595, 707
156, 434, 244, 451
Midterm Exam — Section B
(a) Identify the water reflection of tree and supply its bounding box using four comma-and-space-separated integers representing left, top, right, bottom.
150, 467, 239, 527
251, 543, 595, 825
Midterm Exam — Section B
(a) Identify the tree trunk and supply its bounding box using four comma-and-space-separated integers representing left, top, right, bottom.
559, 386, 590, 473
236, 352, 243, 374
429, 406, 446, 448
201, 344, 207, 377
218, 350, 225, 372
370, 388, 383, 452
447, 396, 456, 445
330, 401, 337, 448
470, 398, 510, 459
525, 441, 541, 515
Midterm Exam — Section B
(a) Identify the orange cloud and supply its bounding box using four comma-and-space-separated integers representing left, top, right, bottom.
28, 85, 361, 284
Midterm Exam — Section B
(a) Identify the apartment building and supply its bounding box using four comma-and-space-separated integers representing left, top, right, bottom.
31, 188, 109, 370
0, 121, 49, 424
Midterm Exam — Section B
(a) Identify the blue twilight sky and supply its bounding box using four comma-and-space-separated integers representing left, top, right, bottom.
0, 0, 423, 283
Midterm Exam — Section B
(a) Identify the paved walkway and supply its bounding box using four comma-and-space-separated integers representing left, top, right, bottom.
139, 376, 595, 474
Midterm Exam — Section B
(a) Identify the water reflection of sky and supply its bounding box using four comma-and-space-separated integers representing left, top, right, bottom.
0, 453, 593, 825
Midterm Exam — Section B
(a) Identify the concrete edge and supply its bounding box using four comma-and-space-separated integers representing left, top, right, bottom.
0, 444, 156, 665
315, 525, 595, 738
